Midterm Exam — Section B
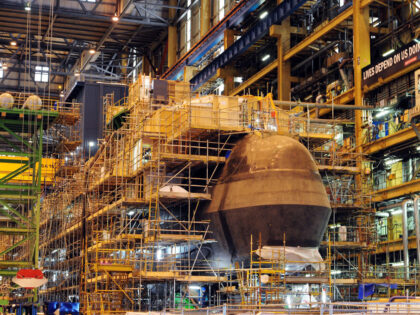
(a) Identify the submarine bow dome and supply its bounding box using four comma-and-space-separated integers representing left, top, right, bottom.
205, 133, 331, 258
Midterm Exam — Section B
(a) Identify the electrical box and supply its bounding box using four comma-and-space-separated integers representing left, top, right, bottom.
152, 79, 169, 101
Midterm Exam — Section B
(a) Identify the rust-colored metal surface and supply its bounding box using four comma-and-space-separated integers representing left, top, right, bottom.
205, 133, 331, 258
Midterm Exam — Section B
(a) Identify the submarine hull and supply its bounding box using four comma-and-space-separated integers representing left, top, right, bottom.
204, 134, 331, 259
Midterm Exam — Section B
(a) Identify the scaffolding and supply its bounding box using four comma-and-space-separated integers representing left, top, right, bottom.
0, 93, 80, 307
37, 75, 367, 313
234, 235, 331, 310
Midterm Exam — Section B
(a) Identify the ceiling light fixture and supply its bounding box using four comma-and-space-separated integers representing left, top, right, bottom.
259, 11, 268, 19
384, 158, 402, 166
89, 48, 96, 54
382, 49, 395, 57
389, 208, 402, 215
261, 54, 270, 61
25, 2, 31, 11
375, 108, 391, 118
10, 41, 17, 46
112, 12, 119, 22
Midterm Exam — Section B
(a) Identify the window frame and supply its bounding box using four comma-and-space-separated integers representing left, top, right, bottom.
35, 66, 49, 83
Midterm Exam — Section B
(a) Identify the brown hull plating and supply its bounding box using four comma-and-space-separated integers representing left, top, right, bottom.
204, 134, 332, 258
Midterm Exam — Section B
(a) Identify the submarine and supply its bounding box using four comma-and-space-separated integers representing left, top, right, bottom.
204, 133, 332, 260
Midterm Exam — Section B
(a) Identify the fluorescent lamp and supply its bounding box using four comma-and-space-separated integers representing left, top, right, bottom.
390, 209, 402, 215
234, 77, 243, 83
391, 261, 404, 267
382, 49, 395, 57
127, 210, 135, 216
384, 158, 402, 166
331, 270, 341, 275
376, 212, 389, 217
189, 285, 201, 290
259, 11, 268, 19
156, 249, 163, 261
375, 109, 391, 118
261, 54, 270, 61
329, 223, 341, 229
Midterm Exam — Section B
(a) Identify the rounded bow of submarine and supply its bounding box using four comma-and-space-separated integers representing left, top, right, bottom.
205, 134, 331, 259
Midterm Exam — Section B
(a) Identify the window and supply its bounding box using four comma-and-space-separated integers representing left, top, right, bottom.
0, 64, 3, 79
218, 0, 225, 22
35, 66, 49, 83
186, 0, 192, 51
131, 48, 138, 81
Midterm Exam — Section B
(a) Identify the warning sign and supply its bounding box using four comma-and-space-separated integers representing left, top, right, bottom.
362, 41, 420, 87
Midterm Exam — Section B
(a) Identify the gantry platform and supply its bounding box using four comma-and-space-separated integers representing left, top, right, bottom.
85, 270, 227, 283
363, 124, 420, 155
372, 178, 420, 202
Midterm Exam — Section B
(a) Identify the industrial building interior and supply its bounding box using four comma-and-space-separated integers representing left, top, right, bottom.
1, 0, 420, 313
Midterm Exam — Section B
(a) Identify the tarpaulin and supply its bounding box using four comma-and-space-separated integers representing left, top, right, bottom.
47, 302, 79, 315
358, 283, 398, 299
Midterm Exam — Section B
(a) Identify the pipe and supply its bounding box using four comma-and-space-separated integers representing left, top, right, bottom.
291, 41, 339, 72
339, 68, 350, 90
272, 100, 374, 110
402, 199, 411, 281
414, 197, 420, 265
384, 296, 420, 312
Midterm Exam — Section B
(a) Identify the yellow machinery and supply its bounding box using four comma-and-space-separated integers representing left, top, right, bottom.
0, 157, 60, 185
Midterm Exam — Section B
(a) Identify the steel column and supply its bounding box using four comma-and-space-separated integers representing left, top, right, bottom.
0, 109, 47, 304
200, 0, 211, 38
414, 197, 420, 264
353, 0, 370, 192
168, 0, 178, 69
402, 200, 411, 280
190, 0, 308, 90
